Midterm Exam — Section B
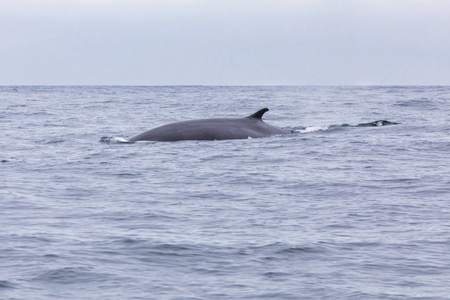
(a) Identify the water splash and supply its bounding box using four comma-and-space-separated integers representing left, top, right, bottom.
99, 136, 130, 144
292, 126, 330, 134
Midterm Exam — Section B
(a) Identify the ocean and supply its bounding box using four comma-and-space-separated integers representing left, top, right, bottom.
1, 86, 449, 299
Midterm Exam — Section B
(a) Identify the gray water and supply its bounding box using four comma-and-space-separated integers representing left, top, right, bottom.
1, 86, 449, 299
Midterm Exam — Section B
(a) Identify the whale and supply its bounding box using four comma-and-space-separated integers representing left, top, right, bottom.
128, 108, 290, 142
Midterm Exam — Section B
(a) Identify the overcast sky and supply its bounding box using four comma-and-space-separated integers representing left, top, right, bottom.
1, 0, 449, 85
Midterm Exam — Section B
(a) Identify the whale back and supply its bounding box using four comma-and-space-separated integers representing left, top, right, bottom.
128, 108, 289, 142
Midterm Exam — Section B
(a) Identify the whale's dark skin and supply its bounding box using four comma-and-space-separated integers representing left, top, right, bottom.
128, 108, 290, 142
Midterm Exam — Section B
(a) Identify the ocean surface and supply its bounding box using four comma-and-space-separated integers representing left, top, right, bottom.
1, 86, 449, 299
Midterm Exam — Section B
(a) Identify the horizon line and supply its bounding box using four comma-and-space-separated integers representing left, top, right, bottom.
1, 84, 449, 87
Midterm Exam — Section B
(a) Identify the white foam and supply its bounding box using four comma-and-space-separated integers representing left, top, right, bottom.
99, 136, 130, 143
114, 137, 130, 143
297, 126, 330, 134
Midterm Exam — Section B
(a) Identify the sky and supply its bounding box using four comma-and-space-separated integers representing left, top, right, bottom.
1, 0, 449, 85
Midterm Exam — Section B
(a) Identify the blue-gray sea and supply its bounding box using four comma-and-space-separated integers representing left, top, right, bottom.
1, 86, 449, 300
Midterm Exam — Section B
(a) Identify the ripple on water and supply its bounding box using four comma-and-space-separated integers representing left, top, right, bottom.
0, 280, 17, 289
34, 267, 113, 285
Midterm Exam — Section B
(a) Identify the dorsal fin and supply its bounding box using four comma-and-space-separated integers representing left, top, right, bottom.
248, 108, 269, 119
